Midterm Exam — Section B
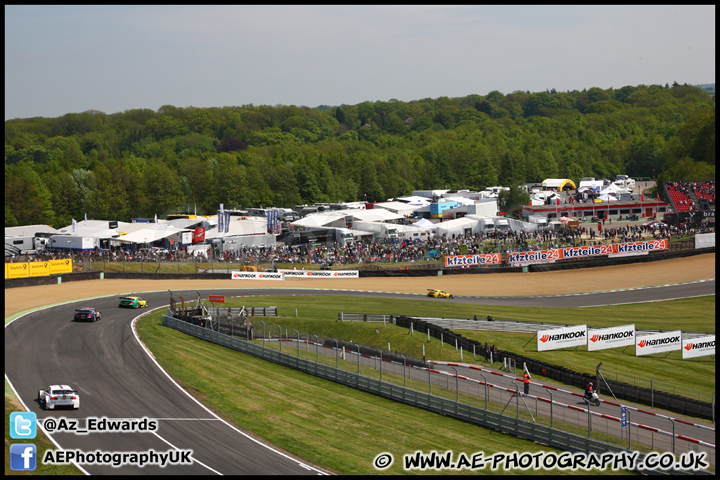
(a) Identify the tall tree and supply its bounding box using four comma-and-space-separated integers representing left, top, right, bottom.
498, 185, 531, 218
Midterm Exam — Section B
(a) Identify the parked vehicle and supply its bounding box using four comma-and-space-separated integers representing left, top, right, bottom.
333, 227, 355, 246
49, 235, 96, 251
353, 221, 398, 241
478, 218, 496, 234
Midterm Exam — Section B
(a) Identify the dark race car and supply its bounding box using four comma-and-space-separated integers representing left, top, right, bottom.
74, 307, 102, 322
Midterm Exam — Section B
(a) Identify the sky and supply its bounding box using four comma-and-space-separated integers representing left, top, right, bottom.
4, 5, 716, 120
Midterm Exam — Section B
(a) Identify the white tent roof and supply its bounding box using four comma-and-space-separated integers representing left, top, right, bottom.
600, 183, 630, 194
352, 208, 403, 222
114, 225, 191, 244
115, 221, 164, 236
57, 219, 119, 236
435, 217, 478, 228
290, 208, 404, 227
5, 224, 61, 237
373, 201, 419, 216
596, 194, 620, 202
412, 218, 438, 230
55, 220, 122, 240
289, 213, 346, 228
443, 195, 477, 205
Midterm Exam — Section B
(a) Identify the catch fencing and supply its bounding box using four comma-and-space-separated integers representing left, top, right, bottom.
163, 314, 711, 475
307, 312, 715, 417
207, 306, 278, 317
387, 316, 714, 420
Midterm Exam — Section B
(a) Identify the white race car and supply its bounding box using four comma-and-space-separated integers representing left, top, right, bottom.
38, 384, 80, 410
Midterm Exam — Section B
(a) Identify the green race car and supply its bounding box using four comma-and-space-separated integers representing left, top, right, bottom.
119, 296, 148, 308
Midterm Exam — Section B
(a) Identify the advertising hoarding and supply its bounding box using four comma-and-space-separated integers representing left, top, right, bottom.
48, 259, 72, 274
28, 261, 50, 277
681, 335, 715, 359
508, 239, 668, 264
537, 324, 587, 352
587, 324, 635, 351
635, 330, 682, 356
278, 269, 360, 278
231, 271, 284, 280
444, 254, 501, 267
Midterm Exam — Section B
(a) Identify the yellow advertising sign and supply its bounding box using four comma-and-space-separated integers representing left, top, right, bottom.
29, 261, 51, 277
7, 262, 30, 279
4, 259, 72, 278
49, 259, 73, 274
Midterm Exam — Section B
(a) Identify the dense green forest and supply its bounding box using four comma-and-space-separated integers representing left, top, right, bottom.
5, 83, 715, 227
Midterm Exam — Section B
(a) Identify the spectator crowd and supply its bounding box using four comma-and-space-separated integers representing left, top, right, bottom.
665, 181, 715, 213
7, 218, 710, 268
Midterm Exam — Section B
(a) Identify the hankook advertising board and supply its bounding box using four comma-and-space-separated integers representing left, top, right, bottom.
537, 324, 587, 352
587, 324, 636, 351
681, 335, 715, 359
231, 271, 284, 280
278, 269, 360, 278
635, 330, 682, 356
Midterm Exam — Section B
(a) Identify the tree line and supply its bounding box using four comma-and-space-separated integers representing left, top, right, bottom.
5, 83, 715, 227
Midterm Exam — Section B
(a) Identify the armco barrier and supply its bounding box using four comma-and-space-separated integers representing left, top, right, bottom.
395, 316, 714, 421
163, 315, 708, 475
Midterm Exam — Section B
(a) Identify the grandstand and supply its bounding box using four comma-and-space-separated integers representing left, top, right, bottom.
663, 180, 715, 226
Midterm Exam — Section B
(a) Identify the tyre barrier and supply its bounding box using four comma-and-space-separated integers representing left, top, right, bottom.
325, 338, 429, 369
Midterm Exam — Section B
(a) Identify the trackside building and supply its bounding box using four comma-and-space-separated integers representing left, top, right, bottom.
522, 199, 668, 222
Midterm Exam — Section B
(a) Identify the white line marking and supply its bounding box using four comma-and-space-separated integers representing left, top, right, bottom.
151, 430, 223, 475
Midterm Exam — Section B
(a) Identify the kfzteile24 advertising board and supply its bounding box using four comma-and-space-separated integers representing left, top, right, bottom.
587, 324, 636, 351
537, 324, 587, 352
635, 330, 682, 356
682, 335, 715, 359
508, 239, 668, 265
